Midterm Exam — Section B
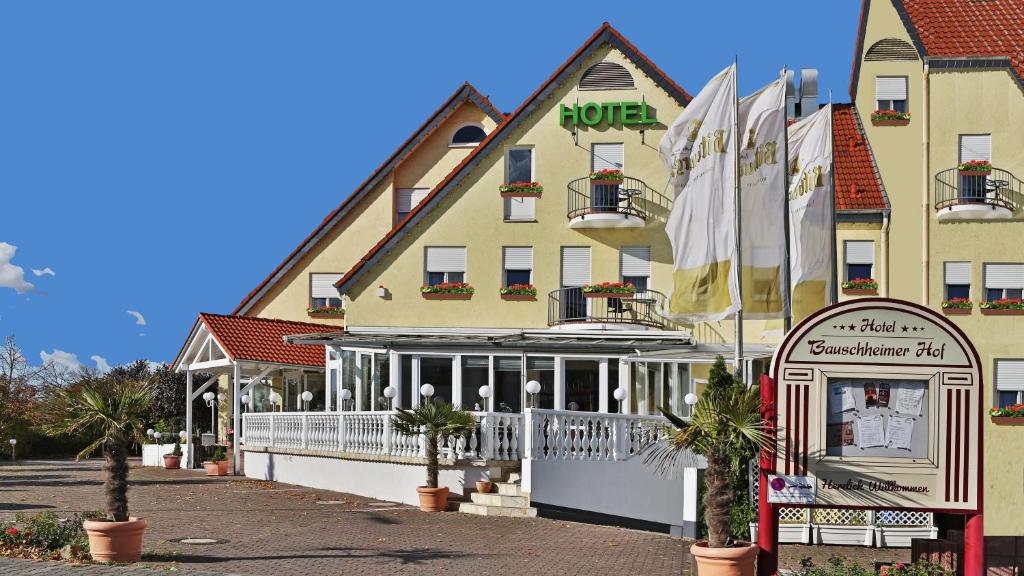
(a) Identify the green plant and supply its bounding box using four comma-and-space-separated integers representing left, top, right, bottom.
582, 282, 636, 294
209, 446, 226, 462
798, 556, 874, 576
0, 511, 99, 555
392, 402, 476, 488
887, 560, 953, 576
941, 298, 972, 309
498, 181, 543, 194
170, 440, 182, 457
590, 168, 624, 181
499, 284, 537, 296
420, 282, 475, 295
871, 109, 910, 121
42, 377, 154, 522
841, 278, 878, 290
980, 298, 1024, 310
306, 305, 345, 315
991, 403, 1024, 417
958, 160, 992, 173
645, 356, 769, 548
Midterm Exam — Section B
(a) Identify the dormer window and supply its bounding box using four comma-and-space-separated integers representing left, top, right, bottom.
450, 123, 487, 147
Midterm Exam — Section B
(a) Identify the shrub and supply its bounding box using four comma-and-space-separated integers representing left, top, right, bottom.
0, 511, 99, 557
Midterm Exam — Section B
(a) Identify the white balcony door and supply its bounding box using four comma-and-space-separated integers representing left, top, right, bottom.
560, 247, 591, 320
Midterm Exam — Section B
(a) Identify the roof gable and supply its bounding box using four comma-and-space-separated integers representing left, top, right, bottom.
173, 313, 338, 370
335, 23, 691, 294
233, 83, 504, 315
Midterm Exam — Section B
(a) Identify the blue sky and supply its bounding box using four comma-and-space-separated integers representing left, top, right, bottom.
0, 1, 861, 370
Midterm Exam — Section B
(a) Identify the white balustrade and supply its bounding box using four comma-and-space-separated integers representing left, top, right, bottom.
523, 408, 669, 462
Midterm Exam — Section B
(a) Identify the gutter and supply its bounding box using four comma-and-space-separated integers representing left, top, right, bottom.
921, 61, 930, 305
881, 209, 891, 297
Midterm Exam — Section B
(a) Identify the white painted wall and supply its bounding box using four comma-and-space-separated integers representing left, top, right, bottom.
524, 458, 699, 534
141, 443, 189, 468
243, 450, 490, 506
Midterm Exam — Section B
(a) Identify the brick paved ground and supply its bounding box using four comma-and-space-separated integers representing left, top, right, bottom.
0, 460, 910, 575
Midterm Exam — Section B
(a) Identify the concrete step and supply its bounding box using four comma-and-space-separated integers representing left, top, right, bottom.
458, 502, 537, 518
494, 482, 527, 497
506, 471, 522, 483
471, 492, 530, 507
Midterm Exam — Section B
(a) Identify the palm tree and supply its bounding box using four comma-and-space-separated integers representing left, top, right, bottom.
43, 377, 154, 522
645, 356, 770, 548
392, 401, 477, 489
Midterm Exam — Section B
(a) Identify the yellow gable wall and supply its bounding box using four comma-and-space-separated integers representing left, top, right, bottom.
855, 0, 924, 305
245, 102, 498, 323
341, 45, 782, 343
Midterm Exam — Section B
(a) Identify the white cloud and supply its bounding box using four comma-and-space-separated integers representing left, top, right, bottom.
32, 267, 55, 277
127, 310, 146, 326
91, 355, 111, 372
146, 360, 164, 371
0, 243, 36, 294
40, 349, 83, 371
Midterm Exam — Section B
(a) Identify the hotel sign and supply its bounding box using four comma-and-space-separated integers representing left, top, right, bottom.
559, 101, 657, 127
769, 298, 982, 512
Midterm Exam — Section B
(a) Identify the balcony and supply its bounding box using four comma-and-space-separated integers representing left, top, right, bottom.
566, 176, 657, 229
547, 287, 668, 330
934, 167, 1020, 222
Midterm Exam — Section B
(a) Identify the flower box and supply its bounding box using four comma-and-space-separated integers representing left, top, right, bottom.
584, 291, 635, 299
959, 170, 991, 177
499, 182, 543, 197
589, 169, 624, 185
500, 294, 536, 301
499, 190, 543, 198
814, 524, 874, 547
872, 118, 910, 126
422, 292, 473, 300
873, 526, 938, 548
942, 307, 971, 315
958, 161, 992, 176
992, 416, 1024, 425
308, 312, 346, 319
590, 179, 623, 187
980, 308, 1024, 316
582, 282, 637, 298
306, 306, 345, 319
749, 522, 811, 544
842, 288, 878, 296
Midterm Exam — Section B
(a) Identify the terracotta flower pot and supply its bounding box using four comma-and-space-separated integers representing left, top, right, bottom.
584, 292, 635, 299
689, 541, 758, 576
162, 454, 181, 469
499, 191, 542, 198
219, 460, 230, 475
416, 486, 449, 512
475, 481, 493, 493
991, 416, 1024, 425
83, 517, 147, 563
500, 293, 536, 301
960, 170, 991, 177
203, 461, 226, 476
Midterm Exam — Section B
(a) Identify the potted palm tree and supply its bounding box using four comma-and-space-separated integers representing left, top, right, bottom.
645, 356, 770, 576
392, 401, 476, 511
42, 377, 154, 563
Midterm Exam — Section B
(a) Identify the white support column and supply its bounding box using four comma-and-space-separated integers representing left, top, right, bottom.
618, 359, 630, 414
411, 355, 421, 408
389, 350, 402, 409
598, 358, 609, 413
185, 370, 193, 469
487, 356, 495, 412
521, 409, 534, 494
554, 357, 565, 410
354, 354, 363, 412
451, 355, 462, 408
325, 348, 333, 412
231, 362, 241, 476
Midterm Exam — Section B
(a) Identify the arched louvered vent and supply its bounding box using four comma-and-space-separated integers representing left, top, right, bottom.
865, 38, 919, 61
579, 61, 635, 90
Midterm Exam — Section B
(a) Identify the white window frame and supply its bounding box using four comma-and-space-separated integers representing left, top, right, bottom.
591, 142, 625, 172
983, 263, 1024, 300
449, 122, 487, 148
396, 188, 430, 223
843, 240, 875, 280
504, 146, 536, 222
875, 76, 908, 111
424, 246, 467, 285
502, 246, 534, 286
995, 359, 1024, 405
310, 273, 344, 308
943, 262, 971, 300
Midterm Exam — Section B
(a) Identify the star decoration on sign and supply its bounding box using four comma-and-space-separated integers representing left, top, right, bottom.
848, 323, 857, 331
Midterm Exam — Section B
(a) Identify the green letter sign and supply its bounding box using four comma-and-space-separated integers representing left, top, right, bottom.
559, 101, 656, 127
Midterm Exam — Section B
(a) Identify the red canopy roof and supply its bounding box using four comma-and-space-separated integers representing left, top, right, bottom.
187, 313, 336, 368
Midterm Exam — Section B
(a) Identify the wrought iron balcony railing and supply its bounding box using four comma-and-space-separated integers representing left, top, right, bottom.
547, 287, 667, 329
934, 167, 1020, 216
566, 176, 658, 224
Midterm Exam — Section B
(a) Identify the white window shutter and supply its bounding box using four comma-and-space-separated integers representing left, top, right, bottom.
503, 247, 533, 270
425, 247, 466, 272
620, 246, 651, 277
959, 135, 991, 162
944, 262, 971, 285
505, 197, 535, 220
996, 360, 1024, 392
396, 188, 429, 214
845, 241, 874, 265
592, 143, 624, 171
875, 77, 907, 100
311, 273, 343, 298
561, 247, 591, 287
984, 264, 1024, 289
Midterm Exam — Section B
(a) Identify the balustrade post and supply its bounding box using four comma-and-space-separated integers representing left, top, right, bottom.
338, 413, 346, 452
523, 410, 534, 461
269, 414, 276, 447
612, 416, 627, 461
301, 414, 309, 449
479, 414, 493, 460
418, 426, 427, 458
382, 413, 393, 456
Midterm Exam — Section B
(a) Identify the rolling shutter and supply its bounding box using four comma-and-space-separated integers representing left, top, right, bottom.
505, 197, 535, 221
592, 143, 624, 171
561, 247, 591, 287
425, 247, 466, 272
620, 246, 651, 277
996, 360, 1024, 392
875, 77, 907, 100
845, 241, 874, 265
311, 273, 343, 298
503, 247, 533, 271
959, 135, 991, 162
984, 263, 1024, 289
396, 188, 429, 214
944, 262, 971, 285
495, 357, 522, 372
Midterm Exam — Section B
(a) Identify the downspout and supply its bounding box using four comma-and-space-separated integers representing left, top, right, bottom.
881, 210, 891, 297
920, 62, 930, 305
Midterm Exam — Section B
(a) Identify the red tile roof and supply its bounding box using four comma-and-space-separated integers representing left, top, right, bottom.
231, 83, 504, 316
833, 103, 889, 211
198, 313, 336, 367
901, 0, 1024, 81
335, 23, 692, 293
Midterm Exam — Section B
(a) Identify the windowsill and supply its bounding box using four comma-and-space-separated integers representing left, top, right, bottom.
448, 143, 480, 149
503, 219, 538, 223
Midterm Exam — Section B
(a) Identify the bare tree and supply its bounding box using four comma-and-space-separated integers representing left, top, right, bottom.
0, 335, 39, 439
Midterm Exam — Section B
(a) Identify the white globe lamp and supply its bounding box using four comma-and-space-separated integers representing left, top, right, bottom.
301, 390, 313, 410
525, 380, 541, 408
613, 387, 627, 413
684, 392, 699, 406
420, 383, 435, 402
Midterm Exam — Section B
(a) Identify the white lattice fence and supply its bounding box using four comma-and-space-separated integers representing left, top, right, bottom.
876, 510, 933, 527
813, 508, 869, 525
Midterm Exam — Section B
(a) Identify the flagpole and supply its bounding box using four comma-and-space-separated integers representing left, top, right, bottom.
781, 67, 794, 332
733, 56, 744, 381
828, 90, 838, 305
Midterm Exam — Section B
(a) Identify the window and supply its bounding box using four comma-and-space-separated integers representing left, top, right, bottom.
310, 273, 343, 307
579, 61, 634, 90
450, 123, 486, 147
504, 148, 535, 221
424, 247, 466, 286
983, 264, 1024, 301
959, 134, 992, 200
503, 246, 533, 286
620, 246, 651, 293
844, 241, 874, 281
944, 262, 971, 300
875, 77, 908, 112
560, 247, 591, 320
995, 360, 1024, 407
396, 188, 428, 222
592, 144, 624, 211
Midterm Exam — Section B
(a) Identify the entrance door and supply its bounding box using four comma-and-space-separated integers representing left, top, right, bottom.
560, 247, 591, 321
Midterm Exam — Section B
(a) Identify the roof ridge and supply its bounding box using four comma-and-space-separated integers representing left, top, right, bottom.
200, 311, 339, 329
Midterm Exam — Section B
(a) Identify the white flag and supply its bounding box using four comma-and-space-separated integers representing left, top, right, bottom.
738, 76, 787, 319
660, 64, 738, 322
787, 104, 834, 319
